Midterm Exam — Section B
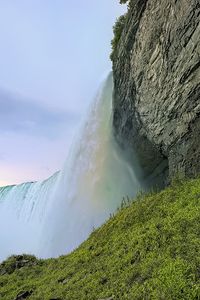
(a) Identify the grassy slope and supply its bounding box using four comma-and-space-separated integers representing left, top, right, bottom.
1, 178, 200, 300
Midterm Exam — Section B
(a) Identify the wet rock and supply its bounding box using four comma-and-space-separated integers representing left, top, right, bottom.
112, 0, 200, 182
15, 290, 33, 299
58, 277, 68, 284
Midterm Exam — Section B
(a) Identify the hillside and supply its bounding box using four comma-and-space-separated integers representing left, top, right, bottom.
1, 178, 200, 299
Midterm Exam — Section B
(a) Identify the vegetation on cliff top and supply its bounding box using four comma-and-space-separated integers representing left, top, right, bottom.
110, 13, 127, 61
120, 0, 129, 3
110, 0, 130, 60
1, 177, 200, 299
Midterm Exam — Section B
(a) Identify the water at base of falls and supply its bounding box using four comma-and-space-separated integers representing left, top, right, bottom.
0, 73, 143, 262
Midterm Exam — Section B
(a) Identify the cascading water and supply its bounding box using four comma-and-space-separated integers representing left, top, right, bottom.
0, 73, 143, 262
0, 172, 59, 261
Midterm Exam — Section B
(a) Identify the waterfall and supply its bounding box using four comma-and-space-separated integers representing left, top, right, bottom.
0, 73, 142, 261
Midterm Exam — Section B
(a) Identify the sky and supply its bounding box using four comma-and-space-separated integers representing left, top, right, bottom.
0, 1, 126, 186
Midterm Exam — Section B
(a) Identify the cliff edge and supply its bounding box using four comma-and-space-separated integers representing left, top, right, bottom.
112, 0, 200, 183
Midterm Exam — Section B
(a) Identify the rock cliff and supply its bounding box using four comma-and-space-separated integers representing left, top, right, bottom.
112, 0, 200, 184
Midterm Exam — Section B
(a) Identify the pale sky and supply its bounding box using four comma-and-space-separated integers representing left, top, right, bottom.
0, 1, 126, 186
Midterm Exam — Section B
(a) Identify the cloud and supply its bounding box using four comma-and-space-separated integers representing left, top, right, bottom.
0, 88, 79, 139
0, 88, 80, 185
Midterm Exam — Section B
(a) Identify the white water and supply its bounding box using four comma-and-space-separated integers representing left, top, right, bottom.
0, 74, 142, 261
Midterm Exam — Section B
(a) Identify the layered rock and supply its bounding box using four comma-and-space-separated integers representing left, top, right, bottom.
112, 0, 200, 183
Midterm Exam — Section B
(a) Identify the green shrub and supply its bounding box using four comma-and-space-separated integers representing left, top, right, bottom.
0, 255, 38, 275
110, 14, 127, 61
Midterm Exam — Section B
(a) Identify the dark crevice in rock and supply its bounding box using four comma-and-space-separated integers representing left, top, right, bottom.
180, 60, 200, 84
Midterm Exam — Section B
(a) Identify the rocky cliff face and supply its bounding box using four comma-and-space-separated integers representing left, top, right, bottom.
112, 0, 200, 184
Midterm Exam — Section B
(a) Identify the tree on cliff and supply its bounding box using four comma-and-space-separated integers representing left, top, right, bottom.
110, 14, 127, 60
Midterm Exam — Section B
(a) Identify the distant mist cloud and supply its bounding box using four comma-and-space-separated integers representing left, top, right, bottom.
0, 88, 79, 139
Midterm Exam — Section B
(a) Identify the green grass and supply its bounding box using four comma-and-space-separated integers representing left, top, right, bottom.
1, 178, 200, 299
